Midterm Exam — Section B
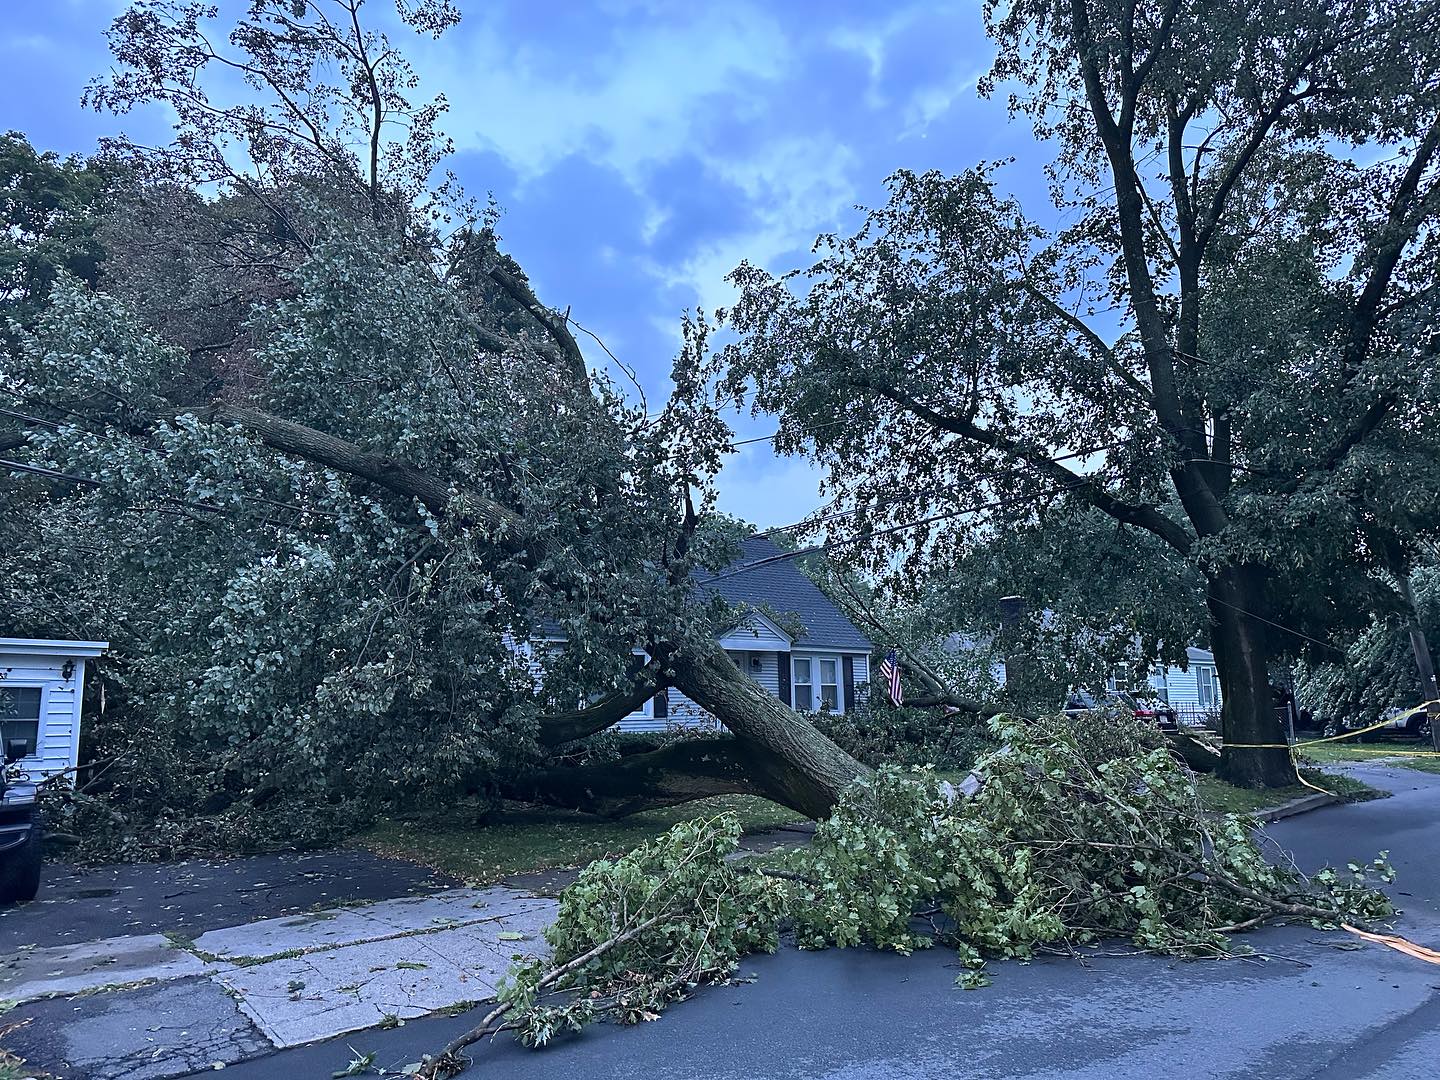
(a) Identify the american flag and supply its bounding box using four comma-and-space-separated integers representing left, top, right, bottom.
878, 648, 903, 707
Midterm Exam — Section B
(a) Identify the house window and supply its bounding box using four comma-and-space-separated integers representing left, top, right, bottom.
0, 686, 41, 758
1197, 665, 1219, 707
793, 657, 842, 712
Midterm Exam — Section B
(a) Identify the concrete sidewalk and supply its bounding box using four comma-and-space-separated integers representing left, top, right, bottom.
1, 884, 557, 1077
0, 822, 814, 1078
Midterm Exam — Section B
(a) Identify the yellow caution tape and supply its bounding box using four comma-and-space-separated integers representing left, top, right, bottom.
1220, 700, 1440, 797
1223, 700, 1440, 750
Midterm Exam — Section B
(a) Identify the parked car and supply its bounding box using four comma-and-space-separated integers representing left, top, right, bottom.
0, 739, 42, 904
1065, 690, 1179, 731
1346, 705, 1432, 742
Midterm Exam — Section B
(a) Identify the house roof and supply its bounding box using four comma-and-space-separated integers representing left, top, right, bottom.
0, 638, 109, 659
694, 537, 873, 651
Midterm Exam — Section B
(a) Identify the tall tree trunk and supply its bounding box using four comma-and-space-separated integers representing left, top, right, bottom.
1207, 566, 1293, 788
521, 637, 870, 820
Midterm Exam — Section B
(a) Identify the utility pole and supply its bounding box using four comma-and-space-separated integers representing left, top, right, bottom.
1396, 572, 1440, 753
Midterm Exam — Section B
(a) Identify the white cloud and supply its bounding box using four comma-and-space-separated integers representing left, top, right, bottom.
660, 135, 860, 312
428, 5, 788, 185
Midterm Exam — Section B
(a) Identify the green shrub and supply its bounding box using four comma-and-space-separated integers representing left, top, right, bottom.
808, 699, 994, 770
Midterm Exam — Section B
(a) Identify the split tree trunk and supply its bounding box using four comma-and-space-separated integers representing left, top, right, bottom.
1207, 566, 1293, 788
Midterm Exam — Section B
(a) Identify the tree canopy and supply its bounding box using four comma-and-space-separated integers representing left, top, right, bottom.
1, 1, 869, 850
722, 0, 1440, 786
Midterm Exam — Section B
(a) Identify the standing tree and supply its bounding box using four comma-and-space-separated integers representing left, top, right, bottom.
722, 0, 1440, 786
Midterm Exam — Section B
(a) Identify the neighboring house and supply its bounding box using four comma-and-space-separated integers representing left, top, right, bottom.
0, 638, 108, 779
1107, 647, 1222, 722
985, 629, 1222, 722
612, 537, 874, 733
1143, 647, 1223, 719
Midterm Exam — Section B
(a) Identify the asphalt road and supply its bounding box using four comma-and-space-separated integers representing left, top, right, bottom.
194, 762, 1440, 1080
0, 849, 459, 952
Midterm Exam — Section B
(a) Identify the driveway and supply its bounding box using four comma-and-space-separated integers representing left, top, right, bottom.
0, 849, 459, 952
6, 765, 1440, 1079
0, 851, 554, 1079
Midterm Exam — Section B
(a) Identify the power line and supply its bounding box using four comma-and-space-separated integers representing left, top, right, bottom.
752, 437, 1132, 541
707, 475, 1097, 585
1205, 596, 1346, 656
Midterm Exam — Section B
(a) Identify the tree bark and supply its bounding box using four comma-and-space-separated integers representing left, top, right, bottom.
1208, 567, 1293, 788
515, 641, 870, 819
667, 638, 870, 818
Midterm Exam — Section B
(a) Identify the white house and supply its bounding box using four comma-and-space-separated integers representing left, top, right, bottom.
621, 537, 872, 732
534, 537, 874, 734
1142, 647, 1223, 720
0, 638, 108, 779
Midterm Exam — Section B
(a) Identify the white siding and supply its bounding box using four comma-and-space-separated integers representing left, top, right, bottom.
717, 613, 790, 652
733, 650, 782, 696
0, 655, 87, 779
1155, 658, 1221, 717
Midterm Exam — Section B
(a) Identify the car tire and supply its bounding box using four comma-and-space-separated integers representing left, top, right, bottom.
0, 824, 42, 904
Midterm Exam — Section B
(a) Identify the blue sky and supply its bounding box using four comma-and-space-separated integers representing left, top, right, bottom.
1, 0, 1054, 528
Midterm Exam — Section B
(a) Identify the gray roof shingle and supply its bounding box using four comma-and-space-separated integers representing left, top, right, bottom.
695, 537, 873, 651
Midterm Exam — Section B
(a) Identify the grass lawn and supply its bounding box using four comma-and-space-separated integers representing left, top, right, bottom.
359, 794, 802, 885
1299, 742, 1440, 774
1192, 770, 1381, 814
360, 754, 1392, 886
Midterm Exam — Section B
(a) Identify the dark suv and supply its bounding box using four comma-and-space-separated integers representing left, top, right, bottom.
0, 739, 41, 904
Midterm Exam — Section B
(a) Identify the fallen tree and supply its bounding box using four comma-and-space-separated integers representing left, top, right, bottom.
0, 0, 881, 837
2, 252, 873, 824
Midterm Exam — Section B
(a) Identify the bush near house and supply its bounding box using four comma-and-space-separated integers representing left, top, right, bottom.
807, 699, 995, 771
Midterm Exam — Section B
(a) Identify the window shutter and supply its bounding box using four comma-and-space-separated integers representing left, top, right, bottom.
843, 656, 855, 714
777, 653, 791, 707
654, 688, 668, 719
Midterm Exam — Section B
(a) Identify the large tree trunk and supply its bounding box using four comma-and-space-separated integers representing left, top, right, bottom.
522, 636, 870, 819
1207, 566, 1293, 788
668, 638, 870, 818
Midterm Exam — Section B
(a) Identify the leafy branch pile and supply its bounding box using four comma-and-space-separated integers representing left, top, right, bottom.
418, 715, 1394, 1075
789, 715, 1393, 982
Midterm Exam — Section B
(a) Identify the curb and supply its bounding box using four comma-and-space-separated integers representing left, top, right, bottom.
1253, 791, 1341, 823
